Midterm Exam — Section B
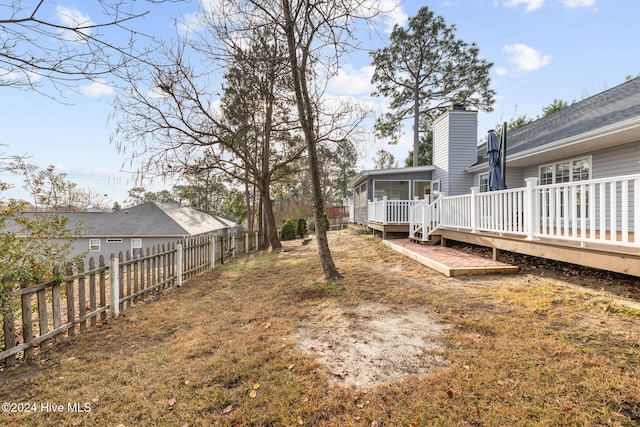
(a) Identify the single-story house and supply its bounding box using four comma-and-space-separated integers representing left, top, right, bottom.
6, 202, 237, 263
347, 165, 436, 226
347, 77, 640, 276
467, 76, 640, 192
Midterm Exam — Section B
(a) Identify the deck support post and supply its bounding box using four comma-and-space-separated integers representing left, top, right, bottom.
382, 196, 388, 225
471, 187, 479, 233
525, 177, 539, 240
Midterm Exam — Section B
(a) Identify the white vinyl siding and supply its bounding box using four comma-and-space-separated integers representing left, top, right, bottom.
591, 140, 640, 178
433, 108, 477, 197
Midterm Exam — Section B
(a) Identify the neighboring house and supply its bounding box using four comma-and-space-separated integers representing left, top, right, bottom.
347, 77, 640, 276
7, 202, 237, 263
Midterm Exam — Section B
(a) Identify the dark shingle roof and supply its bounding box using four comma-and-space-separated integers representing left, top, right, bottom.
475, 77, 640, 164
3, 202, 235, 237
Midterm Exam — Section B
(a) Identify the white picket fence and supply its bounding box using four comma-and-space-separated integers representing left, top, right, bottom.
409, 174, 640, 248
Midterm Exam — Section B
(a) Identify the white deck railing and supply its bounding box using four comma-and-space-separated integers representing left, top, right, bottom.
409, 196, 440, 239
367, 197, 420, 224
408, 174, 640, 248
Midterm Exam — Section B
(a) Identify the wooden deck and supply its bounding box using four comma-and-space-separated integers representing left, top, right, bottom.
383, 239, 519, 277
435, 228, 640, 277
367, 221, 410, 239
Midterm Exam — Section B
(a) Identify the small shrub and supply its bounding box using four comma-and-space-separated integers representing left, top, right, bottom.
323, 212, 330, 231
279, 219, 297, 240
296, 218, 308, 238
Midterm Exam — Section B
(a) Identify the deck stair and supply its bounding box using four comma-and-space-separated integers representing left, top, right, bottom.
409, 230, 441, 246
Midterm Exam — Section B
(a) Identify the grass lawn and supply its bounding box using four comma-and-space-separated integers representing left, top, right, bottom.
1, 229, 639, 426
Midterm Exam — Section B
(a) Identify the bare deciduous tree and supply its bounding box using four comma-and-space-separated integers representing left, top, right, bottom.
1, 0, 167, 94
112, 30, 305, 250
244, 0, 378, 280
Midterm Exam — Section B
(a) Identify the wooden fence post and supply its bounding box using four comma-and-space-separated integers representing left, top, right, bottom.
99, 256, 106, 321
2, 293, 16, 367
231, 235, 236, 258
21, 292, 34, 360
176, 243, 183, 287
210, 237, 215, 270
110, 257, 120, 319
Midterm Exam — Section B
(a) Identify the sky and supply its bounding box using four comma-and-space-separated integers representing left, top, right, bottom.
1, 0, 639, 207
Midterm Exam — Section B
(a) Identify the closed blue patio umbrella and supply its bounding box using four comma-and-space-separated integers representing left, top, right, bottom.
487, 129, 504, 191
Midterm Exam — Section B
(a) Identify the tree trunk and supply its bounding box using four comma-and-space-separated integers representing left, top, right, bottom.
281, 0, 342, 280
260, 186, 282, 251
307, 134, 342, 280
413, 84, 420, 167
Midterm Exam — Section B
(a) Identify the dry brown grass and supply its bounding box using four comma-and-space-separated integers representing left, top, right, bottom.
1, 229, 639, 426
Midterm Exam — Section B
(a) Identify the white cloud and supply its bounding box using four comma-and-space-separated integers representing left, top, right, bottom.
376, 0, 408, 32
503, 43, 551, 72
56, 6, 94, 40
495, 67, 509, 76
503, 0, 545, 12
0, 68, 42, 85
79, 80, 113, 97
560, 0, 595, 8
327, 65, 375, 96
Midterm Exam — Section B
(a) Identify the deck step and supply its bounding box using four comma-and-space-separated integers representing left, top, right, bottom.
383, 239, 519, 277
409, 234, 441, 246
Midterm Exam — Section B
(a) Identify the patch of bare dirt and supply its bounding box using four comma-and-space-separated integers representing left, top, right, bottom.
293, 302, 448, 390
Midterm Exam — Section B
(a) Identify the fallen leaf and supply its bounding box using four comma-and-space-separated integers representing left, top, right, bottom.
223, 404, 233, 414
249, 390, 257, 398
71, 418, 83, 426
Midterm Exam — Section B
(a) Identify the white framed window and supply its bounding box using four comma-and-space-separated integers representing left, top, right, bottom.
413, 180, 432, 200
479, 174, 489, 193
131, 238, 142, 257
539, 156, 591, 184
431, 180, 441, 198
89, 239, 100, 251
539, 156, 592, 219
